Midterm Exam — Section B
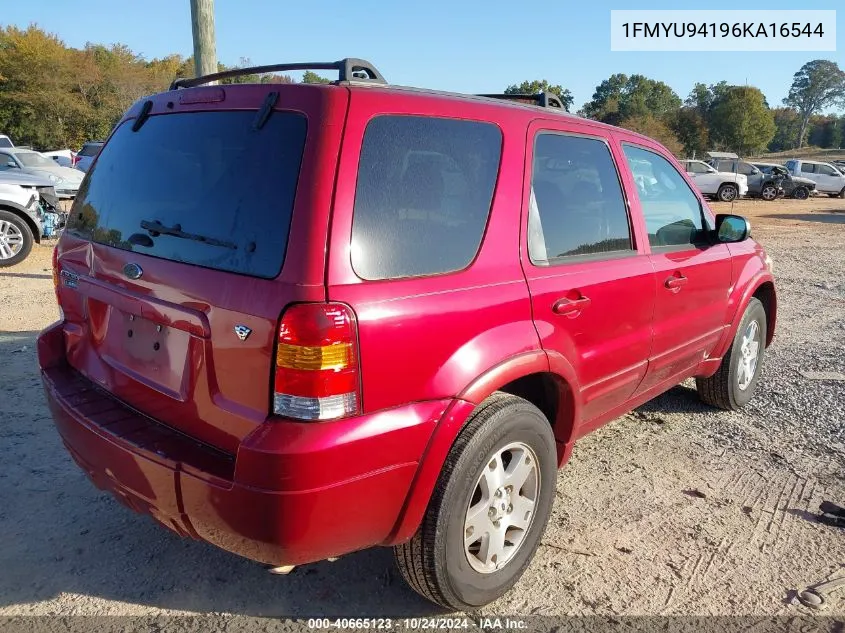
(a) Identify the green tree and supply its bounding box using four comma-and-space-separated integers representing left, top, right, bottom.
784, 59, 845, 148
504, 79, 574, 112
768, 107, 802, 152
807, 115, 839, 148
710, 86, 775, 155
581, 74, 681, 126
620, 114, 683, 155
302, 70, 331, 84
671, 107, 709, 157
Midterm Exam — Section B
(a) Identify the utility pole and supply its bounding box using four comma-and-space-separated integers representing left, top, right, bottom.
190, 0, 217, 79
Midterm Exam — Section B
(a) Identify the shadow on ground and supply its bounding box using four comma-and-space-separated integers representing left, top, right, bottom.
0, 332, 438, 617
763, 211, 845, 224
0, 273, 52, 280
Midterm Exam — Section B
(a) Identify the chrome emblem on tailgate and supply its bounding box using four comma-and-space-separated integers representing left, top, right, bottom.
234, 325, 252, 341
123, 263, 143, 280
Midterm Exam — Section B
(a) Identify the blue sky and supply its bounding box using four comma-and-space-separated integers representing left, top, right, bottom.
4, 0, 844, 112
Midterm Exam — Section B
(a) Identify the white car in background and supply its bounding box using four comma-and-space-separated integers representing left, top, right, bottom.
0, 148, 83, 199
681, 159, 748, 202
785, 159, 845, 198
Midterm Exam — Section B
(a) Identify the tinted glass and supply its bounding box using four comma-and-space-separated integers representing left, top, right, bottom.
818, 164, 837, 176
687, 161, 710, 174
529, 134, 632, 263
623, 145, 706, 248
737, 162, 756, 175
755, 164, 772, 174
0, 137, 12, 148
78, 144, 102, 157
801, 163, 816, 174
67, 111, 306, 279
351, 116, 502, 280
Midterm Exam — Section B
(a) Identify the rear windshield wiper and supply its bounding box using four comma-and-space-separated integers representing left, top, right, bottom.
140, 220, 238, 250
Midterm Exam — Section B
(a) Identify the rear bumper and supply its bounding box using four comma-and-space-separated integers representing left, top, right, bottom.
38, 322, 448, 566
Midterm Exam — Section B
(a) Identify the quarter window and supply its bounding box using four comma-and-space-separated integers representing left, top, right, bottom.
351, 116, 502, 280
528, 133, 633, 264
623, 145, 707, 249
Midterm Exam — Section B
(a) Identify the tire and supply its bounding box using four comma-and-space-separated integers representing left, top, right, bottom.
696, 297, 766, 411
791, 187, 809, 200
839, 187, 845, 199
0, 210, 34, 268
717, 183, 739, 202
394, 393, 557, 610
760, 183, 778, 201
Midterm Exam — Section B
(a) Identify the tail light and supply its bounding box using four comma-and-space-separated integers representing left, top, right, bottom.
272, 303, 361, 421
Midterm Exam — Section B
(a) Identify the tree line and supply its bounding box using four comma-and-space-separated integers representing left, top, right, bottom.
506, 59, 845, 157
1, 25, 844, 157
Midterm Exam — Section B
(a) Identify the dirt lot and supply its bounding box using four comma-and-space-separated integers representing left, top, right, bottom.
1, 196, 843, 623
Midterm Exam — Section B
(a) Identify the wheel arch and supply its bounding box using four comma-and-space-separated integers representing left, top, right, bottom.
0, 203, 41, 244
384, 351, 581, 546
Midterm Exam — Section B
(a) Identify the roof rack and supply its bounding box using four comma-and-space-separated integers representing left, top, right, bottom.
170, 58, 387, 90
476, 92, 565, 110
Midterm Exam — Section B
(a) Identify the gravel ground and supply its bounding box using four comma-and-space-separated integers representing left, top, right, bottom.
0, 197, 843, 625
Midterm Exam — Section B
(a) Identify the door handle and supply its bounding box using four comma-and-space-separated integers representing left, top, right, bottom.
552, 296, 591, 316
664, 274, 688, 291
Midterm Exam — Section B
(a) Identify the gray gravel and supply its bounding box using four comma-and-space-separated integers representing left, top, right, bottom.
0, 200, 844, 624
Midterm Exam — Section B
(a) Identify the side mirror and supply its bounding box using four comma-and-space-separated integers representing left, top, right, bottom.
5, 160, 18, 169
715, 214, 750, 243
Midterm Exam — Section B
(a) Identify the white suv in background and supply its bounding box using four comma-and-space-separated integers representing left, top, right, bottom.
681, 159, 748, 202
785, 160, 845, 198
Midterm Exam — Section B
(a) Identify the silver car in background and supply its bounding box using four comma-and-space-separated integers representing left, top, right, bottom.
0, 148, 83, 198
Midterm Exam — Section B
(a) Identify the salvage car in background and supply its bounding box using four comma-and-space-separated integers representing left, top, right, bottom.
785, 159, 845, 198
681, 159, 748, 202
0, 148, 83, 199
0, 181, 64, 266
750, 163, 815, 200
706, 152, 782, 201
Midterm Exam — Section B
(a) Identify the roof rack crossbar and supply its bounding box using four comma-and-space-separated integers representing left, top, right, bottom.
170, 58, 387, 90
476, 92, 565, 110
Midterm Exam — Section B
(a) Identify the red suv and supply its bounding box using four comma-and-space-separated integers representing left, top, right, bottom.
38, 59, 776, 610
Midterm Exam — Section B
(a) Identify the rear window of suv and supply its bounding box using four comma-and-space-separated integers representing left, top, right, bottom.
351, 115, 502, 280
78, 143, 102, 157
67, 110, 307, 279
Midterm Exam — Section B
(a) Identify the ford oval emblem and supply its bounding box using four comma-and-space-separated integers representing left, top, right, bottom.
123, 263, 143, 280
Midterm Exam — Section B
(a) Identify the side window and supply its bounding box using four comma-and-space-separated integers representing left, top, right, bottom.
738, 162, 756, 176
0, 152, 13, 170
528, 133, 633, 264
622, 145, 707, 249
688, 162, 708, 174
818, 164, 836, 176
801, 163, 816, 174
351, 115, 502, 280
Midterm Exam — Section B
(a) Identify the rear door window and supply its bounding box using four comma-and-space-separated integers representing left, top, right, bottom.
801, 163, 816, 174
529, 133, 633, 263
351, 115, 502, 280
67, 110, 307, 279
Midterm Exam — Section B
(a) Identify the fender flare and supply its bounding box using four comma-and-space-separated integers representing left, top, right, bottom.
711, 271, 776, 360
383, 350, 581, 546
